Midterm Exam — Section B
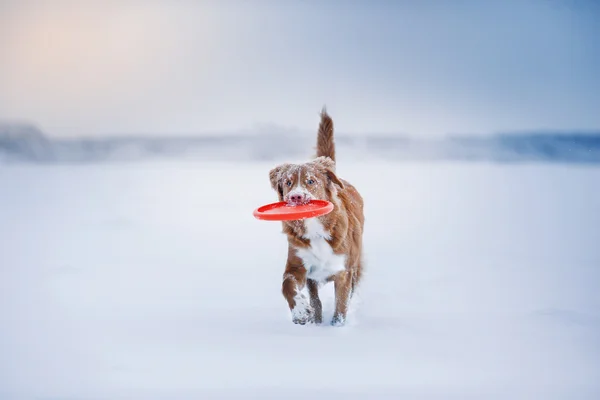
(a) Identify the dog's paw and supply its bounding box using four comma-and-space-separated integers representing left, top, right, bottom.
313, 313, 323, 325
292, 314, 312, 325
330, 314, 346, 327
292, 307, 314, 325
291, 294, 314, 325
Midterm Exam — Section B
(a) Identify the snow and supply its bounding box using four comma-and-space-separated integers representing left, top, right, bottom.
1, 160, 599, 399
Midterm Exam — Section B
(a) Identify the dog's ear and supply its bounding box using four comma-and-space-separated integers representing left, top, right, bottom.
269, 164, 287, 201
312, 156, 344, 190
326, 169, 344, 190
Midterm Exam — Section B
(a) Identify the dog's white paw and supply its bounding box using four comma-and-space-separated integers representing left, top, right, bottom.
291, 293, 314, 325
330, 314, 346, 327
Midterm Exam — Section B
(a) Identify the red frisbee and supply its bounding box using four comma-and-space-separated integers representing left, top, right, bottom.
253, 200, 334, 221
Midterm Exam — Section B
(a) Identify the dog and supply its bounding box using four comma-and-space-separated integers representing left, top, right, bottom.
268, 107, 364, 326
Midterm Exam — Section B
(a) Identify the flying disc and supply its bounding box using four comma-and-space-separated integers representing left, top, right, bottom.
253, 200, 334, 221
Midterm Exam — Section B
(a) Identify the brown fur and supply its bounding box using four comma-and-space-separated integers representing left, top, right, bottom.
268, 108, 365, 326
316, 106, 336, 162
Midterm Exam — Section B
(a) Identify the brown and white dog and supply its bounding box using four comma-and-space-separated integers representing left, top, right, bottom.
268, 108, 364, 326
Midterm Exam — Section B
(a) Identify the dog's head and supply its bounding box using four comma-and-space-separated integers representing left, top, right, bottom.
268, 156, 344, 205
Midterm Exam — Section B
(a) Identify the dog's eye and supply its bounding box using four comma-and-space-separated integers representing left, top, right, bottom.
307, 179, 315, 185
286, 180, 292, 187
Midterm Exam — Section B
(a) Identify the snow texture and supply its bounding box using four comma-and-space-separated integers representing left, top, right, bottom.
1, 161, 600, 399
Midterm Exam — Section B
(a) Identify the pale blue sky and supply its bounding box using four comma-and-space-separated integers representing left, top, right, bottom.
0, 0, 598, 136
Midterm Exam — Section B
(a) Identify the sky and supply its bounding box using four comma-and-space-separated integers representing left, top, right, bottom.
0, 0, 599, 137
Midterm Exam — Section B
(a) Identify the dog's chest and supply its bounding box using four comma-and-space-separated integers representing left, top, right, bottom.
294, 218, 346, 282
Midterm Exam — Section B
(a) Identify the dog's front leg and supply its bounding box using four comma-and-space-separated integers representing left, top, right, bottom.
281, 257, 314, 325
331, 269, 352, 326
307, 279, 323, 324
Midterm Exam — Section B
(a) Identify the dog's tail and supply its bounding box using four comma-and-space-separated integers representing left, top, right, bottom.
316, 106, 336, 162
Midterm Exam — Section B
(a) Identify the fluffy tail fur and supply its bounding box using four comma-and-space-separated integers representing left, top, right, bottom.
316, 106, 336, 162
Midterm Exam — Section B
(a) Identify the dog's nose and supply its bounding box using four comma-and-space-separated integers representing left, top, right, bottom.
289, 193, 305, 204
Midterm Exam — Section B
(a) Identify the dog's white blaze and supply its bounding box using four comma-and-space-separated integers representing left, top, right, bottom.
284, 170, 315, 203
295, 218, 346, 282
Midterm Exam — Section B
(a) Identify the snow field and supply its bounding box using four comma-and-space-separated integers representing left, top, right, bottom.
1, 160, 599, 399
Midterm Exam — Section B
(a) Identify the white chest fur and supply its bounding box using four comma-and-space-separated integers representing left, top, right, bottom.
294, 218, 346, 282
